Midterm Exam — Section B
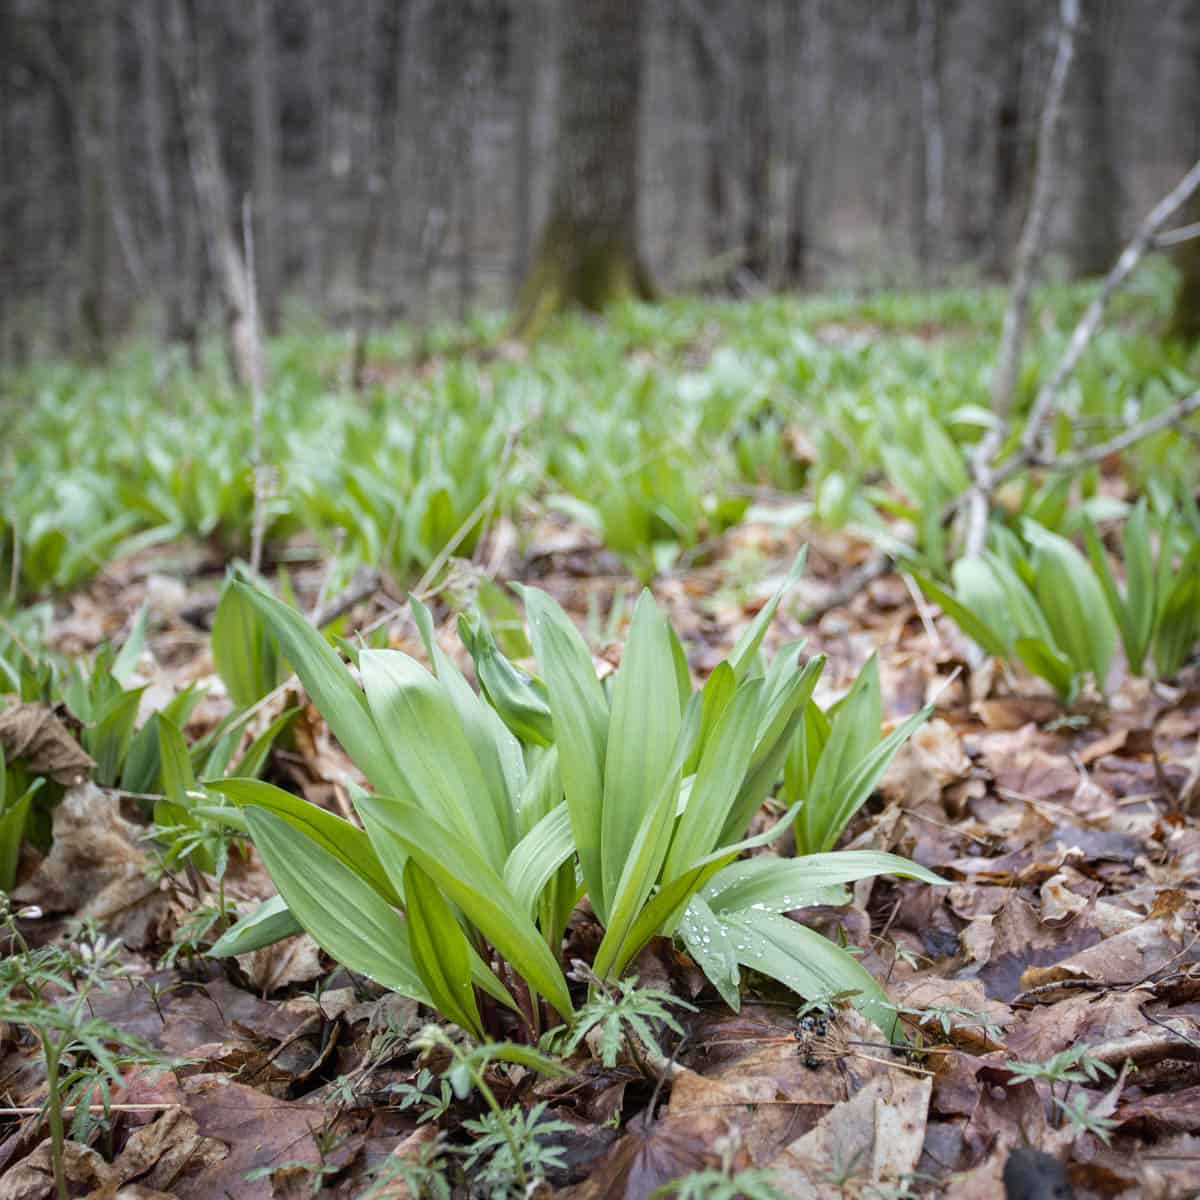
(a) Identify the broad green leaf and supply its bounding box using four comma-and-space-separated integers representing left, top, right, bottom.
678, 894, 740, 1010
0, 790, 33, 892
213, 777, 401, 906
157, 716, 197, 807
664, 677, 762, 881
236, 583, 410, 801
404, 859, 484, 1039
360, 650, 507, 870
503, 802, 576, 917
213, 579, 282, 707
85, 687, 143, 787
244, 807, 429, 1002
209, 894, 302, 957
725, 908, 897, 1038
801, 704, 932, 854
355, 793, 574, 1020
522, 586, 610, 920
915, 572, 1008, 659
412, 597, 523, 846
1014, 637, 1077, 702
601, 590, 681, 905
1024, 521, 1115, 686
704, 851, 947, 915
797, 656, 881, 855
1154, 544, 1200, 677
460, 614, 554, 747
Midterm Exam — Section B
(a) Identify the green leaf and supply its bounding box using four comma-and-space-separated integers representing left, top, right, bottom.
1024, 521, 1115, 686
522, 586, 610, 920
213, 777, 401, 906
209, 894, 302, 957
0, 790, 34, 892
678, 894, 740, 1010
724, 908, 898, 1038
503, 802, 576, 918
403, 859, 484, 1039
157, 716, 197, 807
1014, 637, 1078, 703
355, 793, 574, 1020
110, 606, 149, 689
914, 571, 1008, 658
460, 614, 555, 747
359, 650, 509, 871
84, 687, 143, 787
601, 590, 682, 906
412, 597, 524, 846
244, 807, 429, 1002
1154, 544, 1200, 677
704, 851, 947, 915
235, 582, 411, 801
663, 677, 762, 881
213, 578, 283, 707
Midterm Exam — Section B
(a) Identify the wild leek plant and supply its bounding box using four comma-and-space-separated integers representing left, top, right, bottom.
216, 552, 942, 1040
919, 507, 1200, 701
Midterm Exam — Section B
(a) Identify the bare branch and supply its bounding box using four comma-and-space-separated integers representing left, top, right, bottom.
1020, 389, 1200, 477
1020, 155, 1200, 459
964, 0, 1079, 560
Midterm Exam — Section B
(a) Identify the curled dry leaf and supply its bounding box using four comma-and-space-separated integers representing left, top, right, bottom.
0, 701, 94, 785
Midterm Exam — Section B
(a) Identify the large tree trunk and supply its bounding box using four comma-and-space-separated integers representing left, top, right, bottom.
250, 0, 282, 334
164, 0, 261, 388
513, 0, 652, 338
1168, 4, 1200, 340
1065, 0, 1121, 277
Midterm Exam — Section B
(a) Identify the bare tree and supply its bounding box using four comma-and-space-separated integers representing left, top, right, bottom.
514, 0, 653, 336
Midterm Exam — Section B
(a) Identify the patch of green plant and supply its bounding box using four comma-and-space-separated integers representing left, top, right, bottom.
216, 555, 943, 1044
919, 504, 1200, 700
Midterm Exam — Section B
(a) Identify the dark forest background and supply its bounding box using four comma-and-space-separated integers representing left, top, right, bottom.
2, 0, 1198, 363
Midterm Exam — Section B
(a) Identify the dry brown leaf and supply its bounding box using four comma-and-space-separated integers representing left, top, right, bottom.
769, 1070, 932, 1197
0, 702, 93, 785
12, 784, 168, 942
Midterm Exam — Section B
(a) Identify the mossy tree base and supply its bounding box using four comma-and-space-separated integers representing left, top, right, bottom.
513, 215, 655, 341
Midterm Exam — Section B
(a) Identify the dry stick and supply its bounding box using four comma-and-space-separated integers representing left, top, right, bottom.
965, 0, 1079, 561
1020, 153, 1200, 462
1019, 388, 1200, 477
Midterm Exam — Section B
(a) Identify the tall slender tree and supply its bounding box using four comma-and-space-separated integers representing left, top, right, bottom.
1168, 1, 1200, 340
514, 0, 652, 337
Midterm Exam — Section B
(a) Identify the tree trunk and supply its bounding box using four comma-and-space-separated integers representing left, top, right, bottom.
1168, 5, 1200, 340
990, 0, 1028, 276
1066, 0, 1121, 277
77, 0, 118, 360
164, 0, 261, 388
250, 0, 282, 333
514, 0, 652, 338
913, 0, 945, 279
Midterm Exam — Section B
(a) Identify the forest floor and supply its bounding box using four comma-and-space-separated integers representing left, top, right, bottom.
1, 284, 1199, 1199
3, 513, 1198, 1199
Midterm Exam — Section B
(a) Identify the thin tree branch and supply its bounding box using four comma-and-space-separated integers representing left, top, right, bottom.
965, 0, 1079, 559
1020, 389, 1200, 476
1020, 155, 1200, 459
